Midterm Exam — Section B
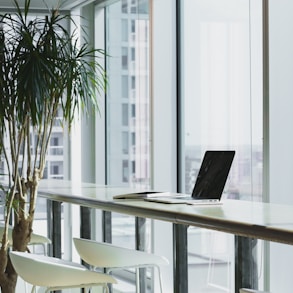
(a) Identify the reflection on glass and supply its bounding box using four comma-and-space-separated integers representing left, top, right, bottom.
181, 0, 262, 201
106, 0, 151, 189
181, 0, 262, 291
105, 0, 151, 261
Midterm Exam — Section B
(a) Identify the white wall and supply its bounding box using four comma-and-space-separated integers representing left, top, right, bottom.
269, 0, 293, 291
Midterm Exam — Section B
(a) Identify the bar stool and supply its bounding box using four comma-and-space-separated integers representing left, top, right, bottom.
73, 237, 169, 293
240, 289, 271, 293
10, 251, 117, 293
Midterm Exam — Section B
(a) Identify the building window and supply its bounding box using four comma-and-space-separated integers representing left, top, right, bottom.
122, 19, 128, 42
122, 47, 128, 69
131, 76, 136, 89
131, 19, 135, 33
131, 47, 135, 61
51, 137, 59, 146
122, 160, 129, 182
122, 131, 129, 154
122, 104, 129, 126
122, 76, 129, 98
131, 104, 136, 118
121, 0, 128, 13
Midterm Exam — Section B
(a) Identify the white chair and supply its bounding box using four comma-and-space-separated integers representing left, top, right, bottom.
240, 289, 271, 293
0, 223, 51, 254
73, 237, 169, 293
9, 251, 117, 293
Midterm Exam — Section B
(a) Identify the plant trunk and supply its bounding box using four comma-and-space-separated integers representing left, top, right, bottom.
0, 182, 37, 292
0, 221, 33, 292
13, 220, 32, 252
0, 248, 18, 293
0, 277, 17, 293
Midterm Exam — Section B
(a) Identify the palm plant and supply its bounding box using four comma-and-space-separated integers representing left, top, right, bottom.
0, 0, 105, 291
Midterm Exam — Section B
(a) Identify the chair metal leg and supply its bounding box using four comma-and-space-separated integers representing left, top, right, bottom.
103, 284, 110, 293
135, 267, 140, 293
156, 265, 164, 293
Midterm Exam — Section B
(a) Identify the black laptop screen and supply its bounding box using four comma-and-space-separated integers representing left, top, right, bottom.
191, 150, 235, 199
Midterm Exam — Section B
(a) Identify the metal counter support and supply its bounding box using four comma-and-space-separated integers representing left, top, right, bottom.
80, 206, 92, 273
173, 224, 188, 293
47, 199, 62, 293
103, 210, 112, 243
80, 206, 91, 240
235, 236, 258, 292
136, 217, 147, 293
47, 199, 62, 258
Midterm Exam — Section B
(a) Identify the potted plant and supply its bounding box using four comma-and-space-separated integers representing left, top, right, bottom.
0, 0, 105, 291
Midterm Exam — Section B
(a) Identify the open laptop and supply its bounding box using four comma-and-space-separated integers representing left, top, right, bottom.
145, 150, 235, 205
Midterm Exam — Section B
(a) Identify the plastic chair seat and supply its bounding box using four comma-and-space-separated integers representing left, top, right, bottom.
10, 251, 117, 293
73, 237, 169, 293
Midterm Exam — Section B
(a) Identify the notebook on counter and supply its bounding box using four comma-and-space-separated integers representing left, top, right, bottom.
144, 150, 235, 205
113, 191, 163, 200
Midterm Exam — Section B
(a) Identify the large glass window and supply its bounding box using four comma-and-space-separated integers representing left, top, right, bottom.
180, 0, 263, 291
180, 0, 263, 200
106, 0, 150, 189
105, 0, 152, 290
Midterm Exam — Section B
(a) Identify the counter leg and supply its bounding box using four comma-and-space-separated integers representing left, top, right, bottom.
173, 224, 188, 293
235, 236, 258, 292
80, 206, 91, 240
136, 217, 147, 293
103, 210, 112, 243
47, 200, 62, 258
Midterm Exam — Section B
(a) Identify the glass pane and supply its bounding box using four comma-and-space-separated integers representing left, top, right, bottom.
105, 0, 151, 259
181, 0, 263, 200
180, 0, 263, 291
106, 0, 151, 189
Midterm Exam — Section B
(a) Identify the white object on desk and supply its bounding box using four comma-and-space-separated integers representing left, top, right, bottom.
240, 289, 271, 293
73, 237, 169, 293
9, 251, 117, 293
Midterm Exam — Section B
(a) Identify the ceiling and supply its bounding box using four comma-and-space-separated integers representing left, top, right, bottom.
0, 0, 94, 11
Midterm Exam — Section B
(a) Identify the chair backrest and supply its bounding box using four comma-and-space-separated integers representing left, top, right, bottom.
73, 237, 169, 268
0, 223, 51, 246
9, 251, 116, 288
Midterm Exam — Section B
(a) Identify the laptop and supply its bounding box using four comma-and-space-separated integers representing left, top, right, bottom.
145, 150, 235, 205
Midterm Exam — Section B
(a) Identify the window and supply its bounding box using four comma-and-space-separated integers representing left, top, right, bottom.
122, 160, 129, 182
51, 137, 59, 146
122, 0, 128, 13
131, 47, 135, 61
131, 132, 135, 146
122, 47, 128, 69
122, 19, 128, 41
106, 1, 151, 270
180, 0, 263, 291
122, 75, 129, 98
180, 0, 263, 198
131, 104, 136, 118
131, 76, 136, 89
131, 19, 135, 33
122, 131, 129, 154
122, 104, 129, 126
